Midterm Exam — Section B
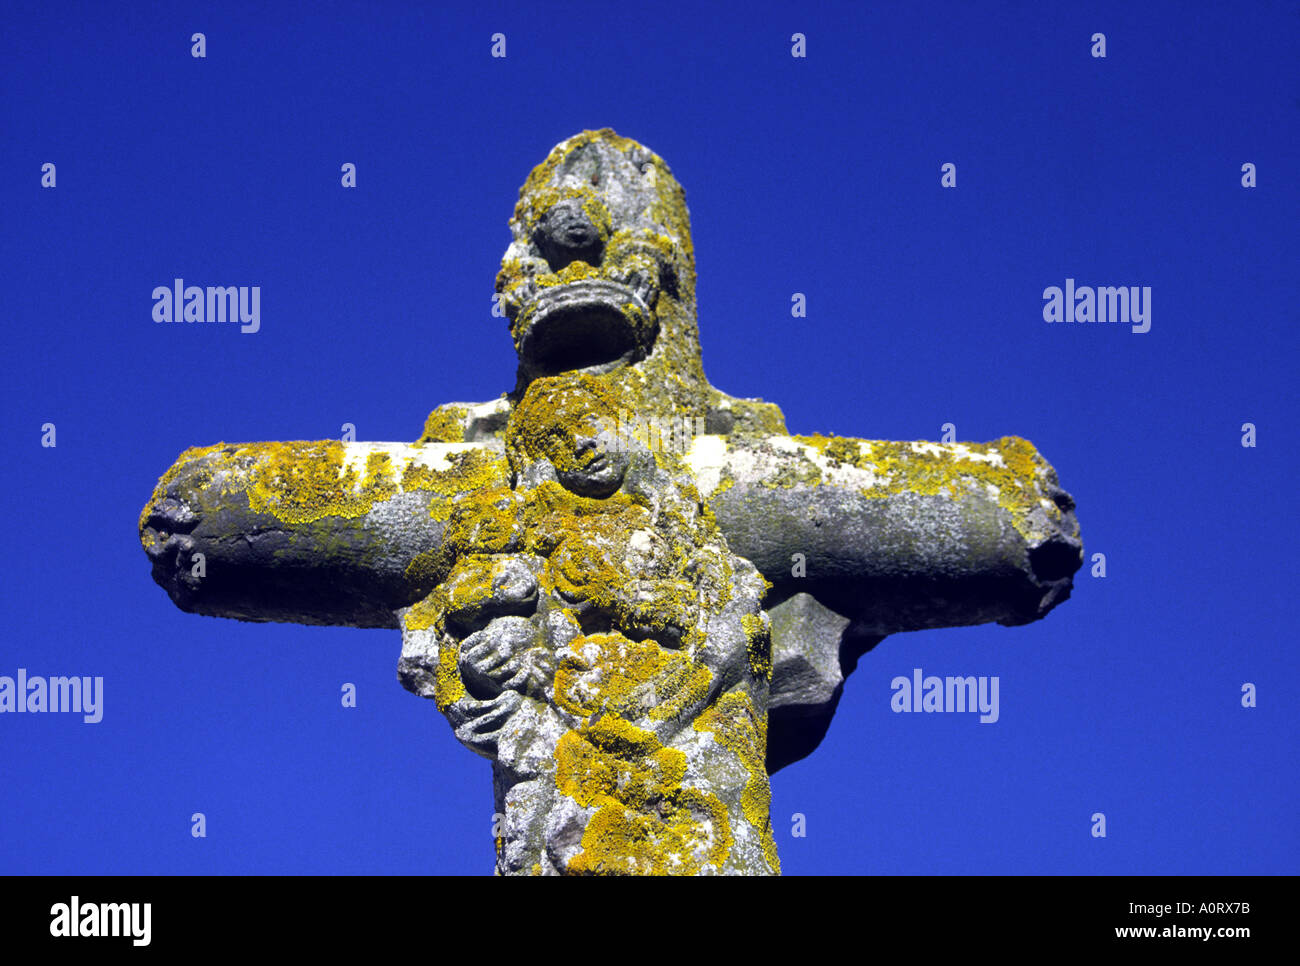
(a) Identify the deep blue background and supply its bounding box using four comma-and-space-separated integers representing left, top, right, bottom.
2, 1, 1296, 875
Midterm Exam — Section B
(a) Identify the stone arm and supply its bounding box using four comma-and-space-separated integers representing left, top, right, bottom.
139, 439, 510, 628
690, 434, 1082, 634
685, 433, 1083, 773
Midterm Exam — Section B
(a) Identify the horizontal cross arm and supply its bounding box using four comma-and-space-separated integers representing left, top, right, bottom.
140, 439, 509, 628
689, 434, 1082, 635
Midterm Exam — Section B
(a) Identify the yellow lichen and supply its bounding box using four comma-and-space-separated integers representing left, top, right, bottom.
792, 434, 1063, 541
143, 438, 510, 533
554, 631, 712, 722
138, 442, 228, 539
759, 451, 824, 489
402, 590, 445, 634
244, 441, 397, 525
504, 372, 623, 476
555, 717, 732, 875
142, 440, 512, 543
695, 691, 780, 874
417, 406, 467, 444
497, 129, 702, 396
513, 130, 646, 227
433, 639, 466, 709
740, 613, 773, 680
717, 396, 788, 438
441, 555, 503, 620
534, 260, 604, 288
401, 588, 467, 710
795, 433, 870, 469
403, 449, 510, 523
513, 183, 613, 247
856, 437, 1059, 541
438, 485, 526, 557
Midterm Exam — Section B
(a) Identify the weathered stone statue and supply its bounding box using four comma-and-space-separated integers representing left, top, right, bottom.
140, 129, 1083, 875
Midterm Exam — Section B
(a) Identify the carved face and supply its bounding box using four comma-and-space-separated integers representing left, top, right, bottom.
504, 372, 631, 497
495, 130, 698, 385
554, 411, 629, 498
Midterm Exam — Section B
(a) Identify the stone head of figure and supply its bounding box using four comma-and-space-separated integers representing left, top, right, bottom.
505, 371, 631, 498
496, 130, 706, 405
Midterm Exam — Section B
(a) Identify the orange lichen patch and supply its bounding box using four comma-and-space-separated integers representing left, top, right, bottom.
554, 716, 732, 875
695, 691, 780, 874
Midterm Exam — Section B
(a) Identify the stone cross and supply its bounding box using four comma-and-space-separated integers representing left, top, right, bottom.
140, 129, 1083, 875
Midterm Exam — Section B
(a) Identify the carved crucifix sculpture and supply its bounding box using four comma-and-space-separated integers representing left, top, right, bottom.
140, 129, 1083, 875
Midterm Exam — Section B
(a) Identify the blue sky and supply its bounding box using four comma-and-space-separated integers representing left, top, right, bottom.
2, 0, 1296, 874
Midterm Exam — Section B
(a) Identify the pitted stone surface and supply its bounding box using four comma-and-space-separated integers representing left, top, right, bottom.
140, 129, 1083, 875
